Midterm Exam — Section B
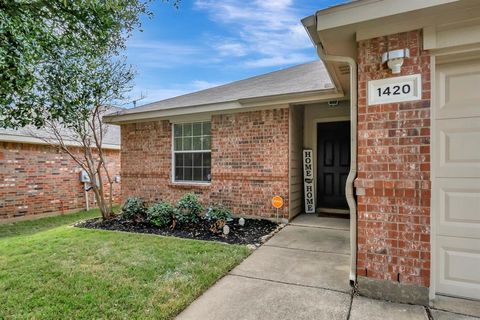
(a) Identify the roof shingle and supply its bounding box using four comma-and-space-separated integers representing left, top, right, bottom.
110, 60, 331, 117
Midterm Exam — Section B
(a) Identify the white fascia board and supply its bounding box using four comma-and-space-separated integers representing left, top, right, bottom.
0, 133, 120, 150
103, 101, 242, 124
239, 90, 340, 107
301, 15, 320, 46
315, 0, 459, 31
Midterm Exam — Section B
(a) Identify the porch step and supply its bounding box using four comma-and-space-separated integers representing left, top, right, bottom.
290, 214, 350, 231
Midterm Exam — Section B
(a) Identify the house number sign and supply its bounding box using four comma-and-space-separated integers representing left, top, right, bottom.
303, 149, 315, 213
367, 74, 422, 105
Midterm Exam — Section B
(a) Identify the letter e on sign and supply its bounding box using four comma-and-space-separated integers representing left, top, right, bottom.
272, 196, 284, 209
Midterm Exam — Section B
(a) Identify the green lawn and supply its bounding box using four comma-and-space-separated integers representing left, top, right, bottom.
0, 209, 250, 319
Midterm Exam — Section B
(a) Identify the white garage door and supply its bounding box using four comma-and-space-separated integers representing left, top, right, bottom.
434, 58, 480, 300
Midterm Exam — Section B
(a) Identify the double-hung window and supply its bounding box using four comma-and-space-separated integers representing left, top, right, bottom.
173, 121, 211, 183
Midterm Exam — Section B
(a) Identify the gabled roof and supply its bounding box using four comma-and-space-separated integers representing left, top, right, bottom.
105, 60, 338, 124
0, 106, 122, 149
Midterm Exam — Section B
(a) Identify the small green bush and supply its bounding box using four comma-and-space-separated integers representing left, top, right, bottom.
147, 201, 174, 228
205, 204, 232, 222
121, 197, 146, 221
175, 193, 203, 225
205, 204, 232, 234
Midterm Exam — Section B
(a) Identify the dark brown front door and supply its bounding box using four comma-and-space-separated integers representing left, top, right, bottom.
317, 121, 350, 209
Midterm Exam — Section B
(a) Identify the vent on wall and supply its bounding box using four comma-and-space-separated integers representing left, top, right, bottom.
338, 64, 350, 75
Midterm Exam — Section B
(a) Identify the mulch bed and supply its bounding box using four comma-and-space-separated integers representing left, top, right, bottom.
75, 217, 279, 245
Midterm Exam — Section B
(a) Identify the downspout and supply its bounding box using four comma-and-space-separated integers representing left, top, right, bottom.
316, 44, 358, 285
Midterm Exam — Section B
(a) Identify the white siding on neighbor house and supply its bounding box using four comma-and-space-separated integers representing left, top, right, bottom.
433, 58, 480, 300
289, 105, 305, 220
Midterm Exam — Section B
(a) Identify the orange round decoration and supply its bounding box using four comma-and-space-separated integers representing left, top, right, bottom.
271, 196, 284, 209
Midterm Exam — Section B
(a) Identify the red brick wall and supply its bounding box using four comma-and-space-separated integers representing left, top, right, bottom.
121, 108, 290, 219
355, 30, 431, 287
0, 142, 121, 220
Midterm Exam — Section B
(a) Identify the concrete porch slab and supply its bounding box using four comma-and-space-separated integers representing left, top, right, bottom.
230, 245, 351, 293
349, 296, 428, 320
432, 295, 480, 318
265, 225, 350, 254
175, 275, 351, 320
291, 214, 350, 230
431, 309, 480, 320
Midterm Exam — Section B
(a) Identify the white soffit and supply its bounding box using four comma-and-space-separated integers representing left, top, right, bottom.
310, 0, 480, 59
315, 0, 460, 32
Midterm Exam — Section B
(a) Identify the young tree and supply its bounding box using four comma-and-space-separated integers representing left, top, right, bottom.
0, 0, 178, 129
33, 55, 134, 220
0, 0, 149, 127
1, 0, 178, 218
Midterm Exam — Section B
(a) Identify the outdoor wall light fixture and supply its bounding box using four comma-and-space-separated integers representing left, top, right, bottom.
382, 49, 410, 74
328, 100, 339, 107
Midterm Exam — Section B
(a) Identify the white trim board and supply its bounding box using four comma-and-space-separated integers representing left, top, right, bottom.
104, 91, 344, 125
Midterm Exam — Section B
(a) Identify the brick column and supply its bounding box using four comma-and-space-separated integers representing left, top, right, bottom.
355, 30, 431, 301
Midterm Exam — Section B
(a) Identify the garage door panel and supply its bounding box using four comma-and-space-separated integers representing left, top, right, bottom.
435, 178, 480, 238
436, 236, 480, 300
435, 118, 480, 177
434, 58, 480, 300
436, 60, 480, 119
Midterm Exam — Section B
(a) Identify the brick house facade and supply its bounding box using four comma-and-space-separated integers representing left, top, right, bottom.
109, 55, 435, 302
107, 0, 480, 306
0, 141, 121, 221
121, 108, 290, 219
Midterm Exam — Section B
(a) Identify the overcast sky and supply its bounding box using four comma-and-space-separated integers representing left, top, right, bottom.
125, 0, 344, 106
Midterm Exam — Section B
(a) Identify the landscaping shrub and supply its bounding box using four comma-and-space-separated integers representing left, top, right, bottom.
205, 204, 232, 234
121, 197, 147, 222
147, 201, 175, 228
174, 193, 203, 225
205, 204, 232, 222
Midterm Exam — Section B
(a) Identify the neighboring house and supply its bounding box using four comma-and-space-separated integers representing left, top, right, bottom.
0, 111, 121, 222
105, 0, 480, 308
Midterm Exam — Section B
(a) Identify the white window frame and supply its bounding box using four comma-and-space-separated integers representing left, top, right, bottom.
171, 121, 212, 184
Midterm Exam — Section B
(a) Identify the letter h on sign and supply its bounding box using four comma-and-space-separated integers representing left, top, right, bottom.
303, 150, 315, 213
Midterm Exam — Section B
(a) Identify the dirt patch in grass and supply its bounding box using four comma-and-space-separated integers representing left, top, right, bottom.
76, 217, 279, 245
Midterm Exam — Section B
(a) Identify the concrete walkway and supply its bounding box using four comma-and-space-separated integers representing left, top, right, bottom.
176, 214, 479, 320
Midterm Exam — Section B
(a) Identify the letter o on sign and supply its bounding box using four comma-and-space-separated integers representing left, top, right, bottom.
272, 196, 284, 209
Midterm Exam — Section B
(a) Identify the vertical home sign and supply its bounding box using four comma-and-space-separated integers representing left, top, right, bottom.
303, 149, 315, 213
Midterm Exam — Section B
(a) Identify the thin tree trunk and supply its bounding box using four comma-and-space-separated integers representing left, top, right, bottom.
35, 106, 118, 221
92, 186, 112, 220
108, 180, 114, 215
